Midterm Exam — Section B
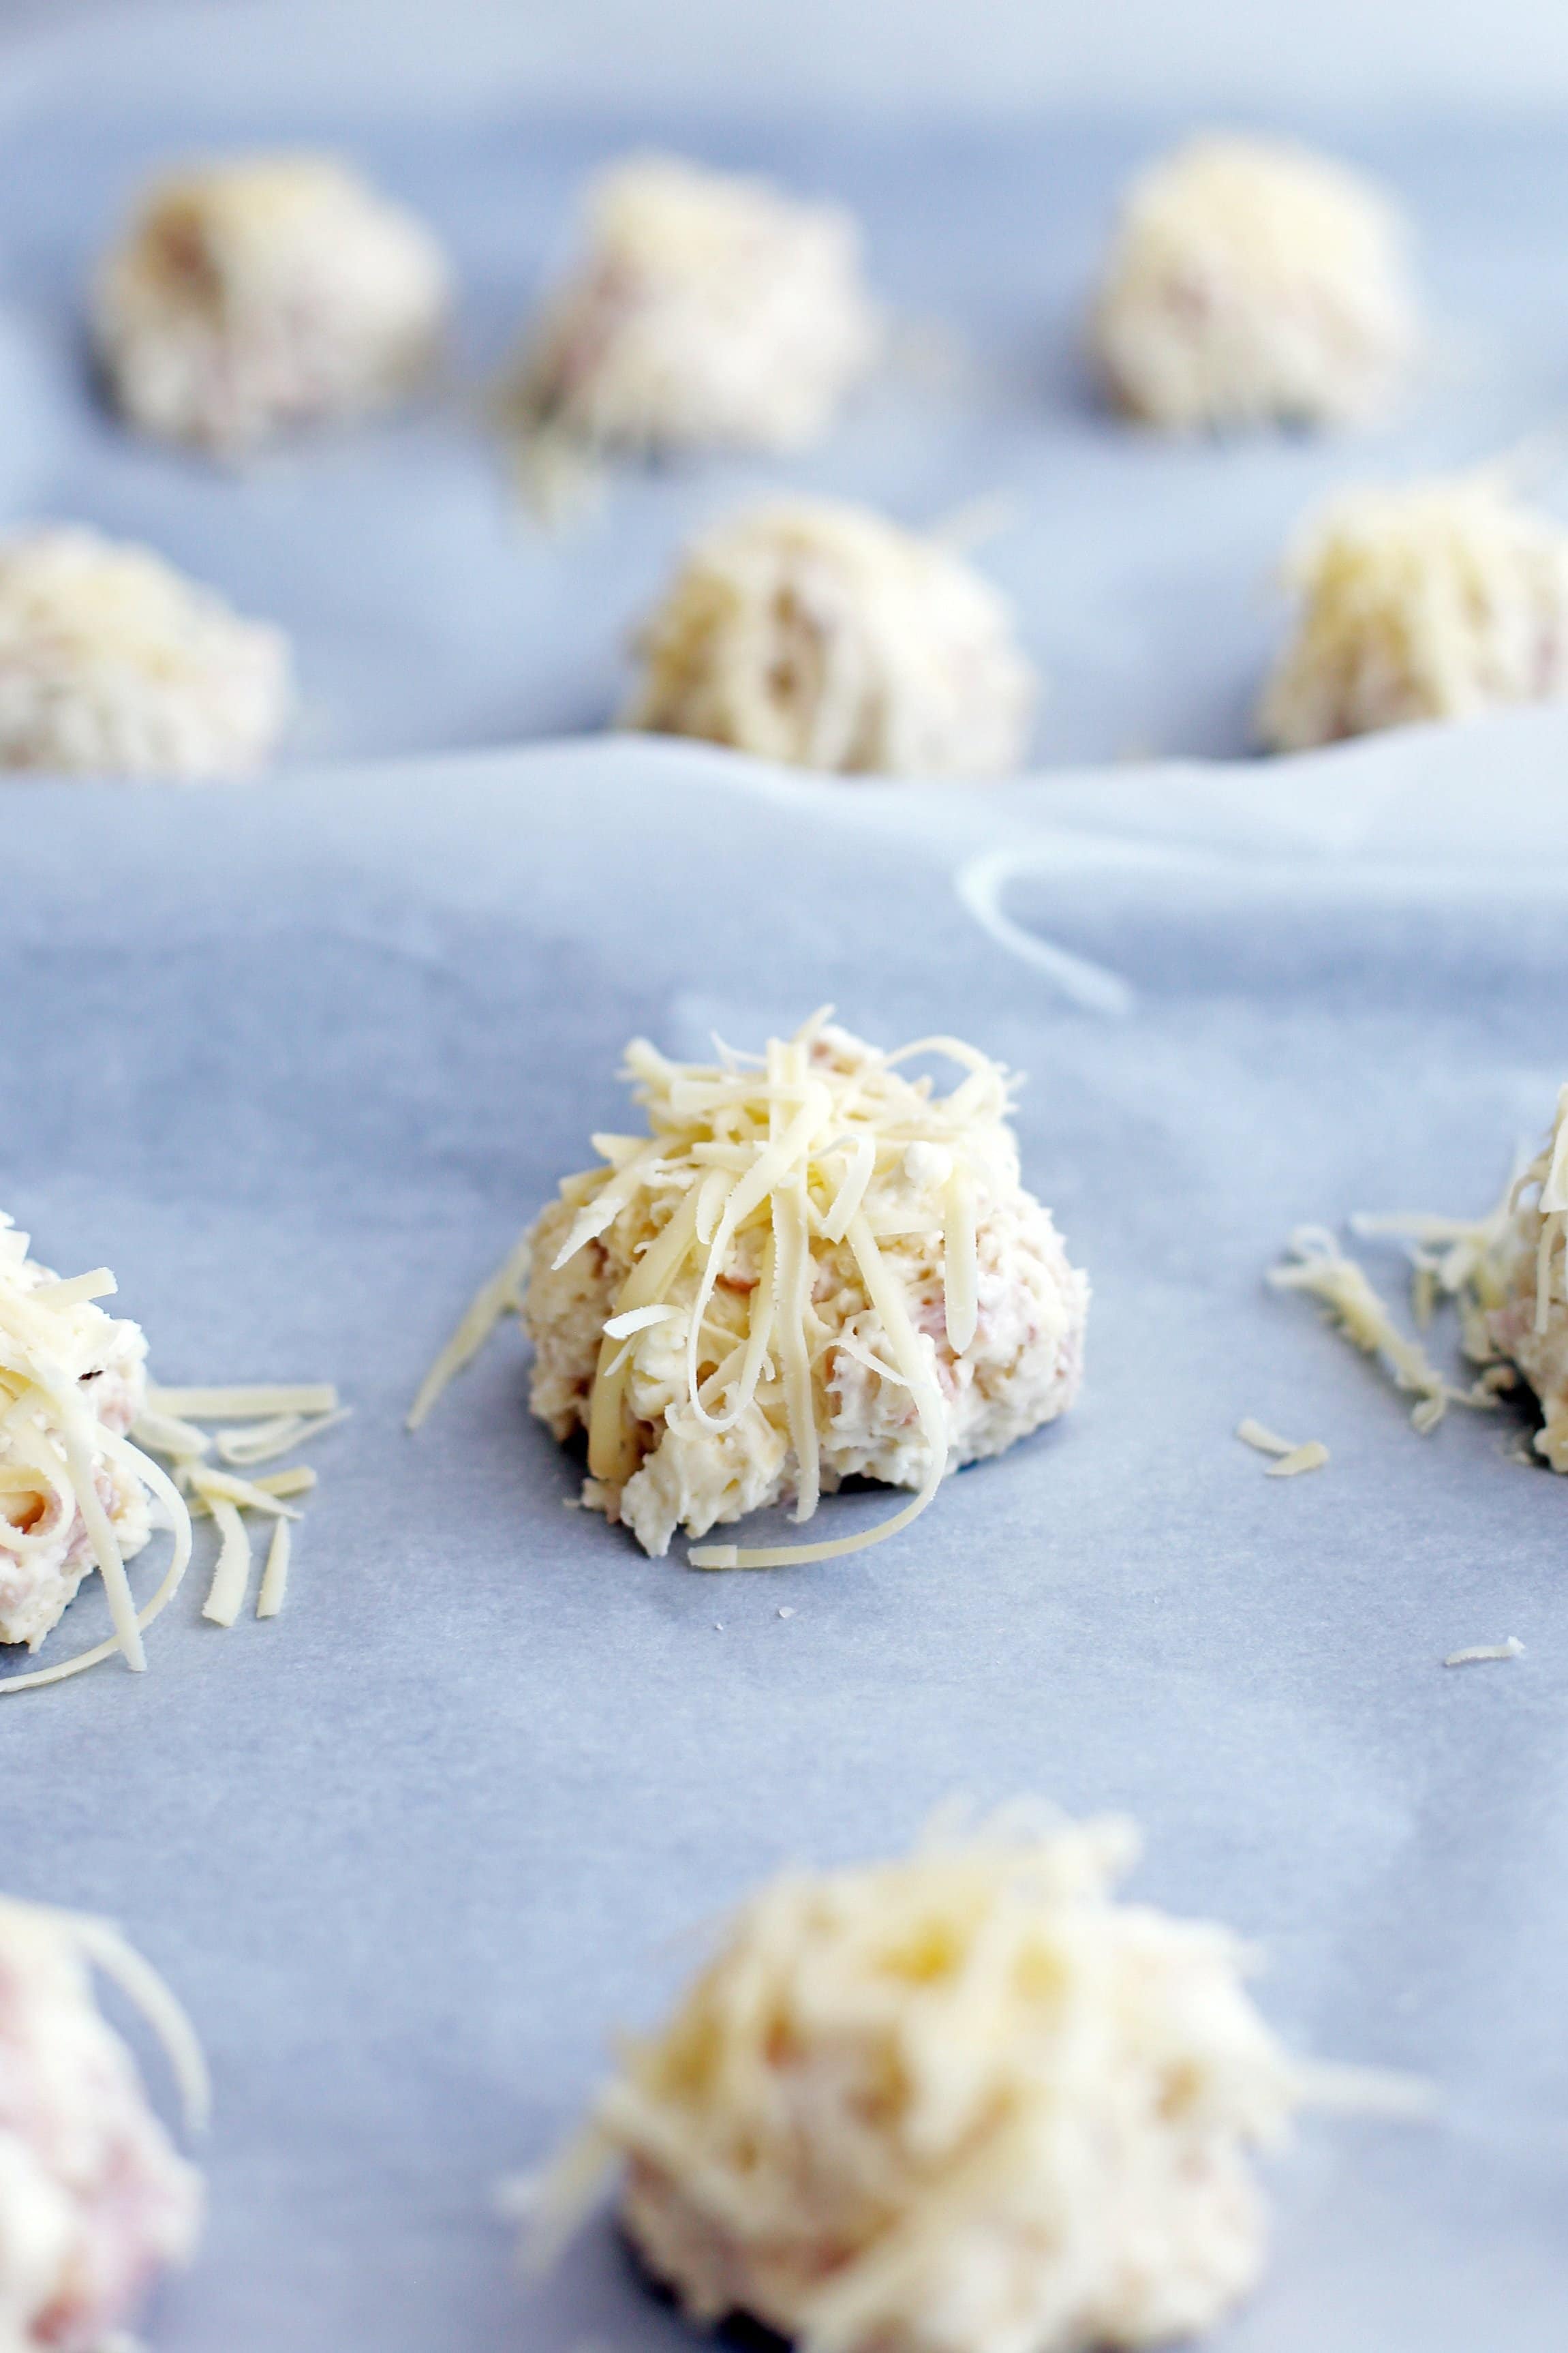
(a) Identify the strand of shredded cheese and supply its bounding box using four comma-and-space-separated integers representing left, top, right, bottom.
405, 1233, 535, 1431
1267, 1227, 1484, 1433
0, 1896, 211, 2136
200, 1497, 252, 1628
1443, 1637, 1524, 1666
1266, 1440, 1329, 1478
256, 1519, 290, 1620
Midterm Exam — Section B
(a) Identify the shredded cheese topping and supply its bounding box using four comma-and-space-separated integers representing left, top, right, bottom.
1091, 132, 1417, 433
530, 1808, 1416, 2353
93, 153, 450, 458
412, 1012, 1087, 1567
499, 153, 879, 515
623, 497, 1037, 778
1257, 470, 1568, 752
0, 1215, 339, 1693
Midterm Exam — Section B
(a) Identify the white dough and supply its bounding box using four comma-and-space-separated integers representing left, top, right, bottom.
1259, 472, 1568, 750
0, 527, 291, 777
522, 1016, 1086, 1563
0, 1898, 200, 2351
504, 153, 879, 464
93, 153, 450, 455
624, 498, 1036, 777
1091, 134, 1418, 432
544, 1812, 1307, 2353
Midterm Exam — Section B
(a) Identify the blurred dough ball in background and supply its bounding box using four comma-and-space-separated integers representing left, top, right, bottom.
542, 1812, 1316, 2353
502, 153, 881, 464
1258, 470, 1568, 749
0, 1897, 201, 2352
1090, 133, 1419, 431
0, 526, 292, 777
91, 153, 451, 457
624, 497, 1037, 778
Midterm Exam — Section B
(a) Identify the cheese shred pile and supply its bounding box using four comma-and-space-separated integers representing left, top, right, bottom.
1269, 1087, 1568, 1464
0, 1215, 339, 1694
412, 1011, 1087, 1567
525, 1808, 1425, 2353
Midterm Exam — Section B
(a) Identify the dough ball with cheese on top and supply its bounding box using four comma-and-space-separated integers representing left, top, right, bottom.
519, 1015, 1086, 1566
1257, 472, 1568, 750
624, 498, 1037, 776
1091, 134, 1417, 432
506, 153, 878, 463
0, 1897, 201, 2350
542, 1812, 1310, 2353
0, 1213, 155, 1653
93, 153, 450, 456
0, 527, 291, 777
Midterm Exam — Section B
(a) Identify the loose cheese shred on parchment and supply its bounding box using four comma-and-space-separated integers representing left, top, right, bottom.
1235, 1416, 1329, 1475
1443, 1637, 1524, 1668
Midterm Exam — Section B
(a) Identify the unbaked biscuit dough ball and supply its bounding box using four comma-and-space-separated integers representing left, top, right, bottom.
0, 1897, 201, 2350
506, 153, 880, 460
0, 528, 291, 777
93, 153, 450, 456
624, 498, 1037, 777
542, 1814, 1311, 2353
1091, 134, 1417, 432
1257, 472, 1568, 750
0, 1213, 154, 1652
517, 1014, 1086, 1566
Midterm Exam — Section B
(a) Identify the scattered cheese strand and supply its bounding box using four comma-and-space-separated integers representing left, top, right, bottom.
1266, 1440, 1330, 1478
1236, 1418, 1329, 1474
0, 1894, 210, 2136
1235, 1416, 1298, 1457
149, 1383, 337, 1420
1267, 1227, 1480, 1434
1443, 1637, 1524, 1667
256, 1520, 290, 1620
215, 1406, 350, 1467
200, 1498, 252, 1627
405, 1233, 534, 1431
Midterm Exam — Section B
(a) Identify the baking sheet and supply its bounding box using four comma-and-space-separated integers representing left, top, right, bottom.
5, 1, 1568, 768
5, 712, 1568, 2350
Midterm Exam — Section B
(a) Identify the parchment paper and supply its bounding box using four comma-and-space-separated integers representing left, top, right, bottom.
5, 711, 1568, 2350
